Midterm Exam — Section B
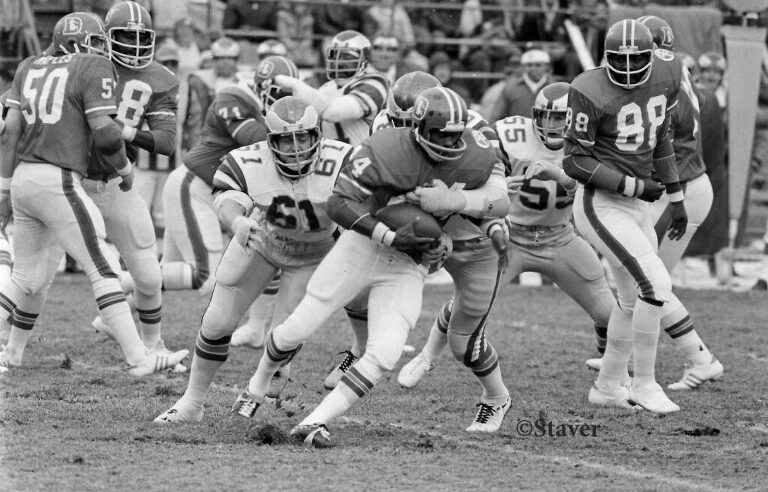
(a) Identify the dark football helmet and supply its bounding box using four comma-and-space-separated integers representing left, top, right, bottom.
637, 15, 675, 50
325, 30, 370, 83
264, 97, 321, 178
412, 87, 468, 162
531, 82, 569, 150
253, 55, 299, 110
603, 19, 654, 89
104, 1, 155, 69
52, 12, 110, 57
387, 71, 441, 128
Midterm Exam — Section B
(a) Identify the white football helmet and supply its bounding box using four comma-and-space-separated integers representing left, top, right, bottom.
325, 30, 370, 83
264, 97, 321, 178
531, 82, 569, 150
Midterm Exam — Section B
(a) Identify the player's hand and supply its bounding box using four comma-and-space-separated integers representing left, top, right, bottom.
637, 178, 665, 202
232, 215, 262, 254
0, 191, 11, 231
391, 218, 437, 252
667, 201, 688, 241
407, 179, 464, 216
421, 232, 452, 266
119, 167, 135, 192
489, 225, 509, 273
506, 175, 524, 193
524, 161, 562, 182
273, 74, 299, 91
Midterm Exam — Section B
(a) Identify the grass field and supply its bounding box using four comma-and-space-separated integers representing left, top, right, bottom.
1, 274, 767, 491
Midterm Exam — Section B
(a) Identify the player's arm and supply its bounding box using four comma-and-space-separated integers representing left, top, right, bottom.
89, 115, 132, 176
212, 151, 263, 249
0, 108, 21, 188
217, 93, 268, 146
121, 85, 178, 155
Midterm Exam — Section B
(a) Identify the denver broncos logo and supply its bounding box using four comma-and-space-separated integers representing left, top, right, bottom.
63, 18, 82, 35
257, 60, 274, 78
412, 96, 428, 120
655, 48, 674, 62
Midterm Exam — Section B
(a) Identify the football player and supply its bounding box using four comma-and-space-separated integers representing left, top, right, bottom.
585, 16, 723, 391
0, 12, 187, 375
153, 97, 353, 423
374, 71, 515, 432
232, 87, 510, 447
399, 83, 617, 402
268, 30, 391, 386
563, 19, 687, 413
82, 1, 179, 359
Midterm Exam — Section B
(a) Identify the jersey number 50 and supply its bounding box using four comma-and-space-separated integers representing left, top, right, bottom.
21, 68, 70, 125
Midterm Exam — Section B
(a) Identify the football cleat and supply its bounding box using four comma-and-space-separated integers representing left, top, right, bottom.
323, 351, 359, 390
588, 383, 637, 409
466, 395, 511, 433
266, 363, 291, 399
585, 357, 602, 371
0, 345, 22, 370
149, 339, 188, 374
153, 402, 204, 424
290, 423, 335, 448
667, 357, 724, 391
230, 323, 266, 349
128, 348, 189, 377
231, 391, 264, 419
628, 382, 680, 414
397, 354, 434, 389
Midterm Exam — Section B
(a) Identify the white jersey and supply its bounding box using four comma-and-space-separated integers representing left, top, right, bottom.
214, 139, 352, 244
495, 115, 574, 227
319, 70, 389, 146
371, 108, 499, 240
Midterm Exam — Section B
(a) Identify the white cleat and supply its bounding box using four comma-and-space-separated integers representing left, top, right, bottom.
402, 344, 416, 355
323, 351, 358, 390
149, 340, 188, 374
266, 363, 291, 399
466, 395, 511, 433
668, 357, 724, 391
628, 382, 680, 414
128, 348, 190, 377
586, 357, 602, 371
230, 323, 265, 349
230, 391, 264, 419
397, 354, 434, 389
153, 402, 204, 424
588, 383, 637, 409
0, 345, 22, 371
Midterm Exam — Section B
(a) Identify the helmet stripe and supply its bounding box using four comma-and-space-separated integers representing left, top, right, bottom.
621, 20, 627, 49
630, 19, 636, 47
438, 87, 456, 124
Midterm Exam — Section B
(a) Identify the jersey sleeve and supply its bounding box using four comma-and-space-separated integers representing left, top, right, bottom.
563, 87, 600, 159
145, 76, 178, 129
79, 56, 118, 118
344, 73, 389, 118
213, 91, 267, 146
5, 57, 34, 111
212, 147, 256, 212
333, 143, 384, 204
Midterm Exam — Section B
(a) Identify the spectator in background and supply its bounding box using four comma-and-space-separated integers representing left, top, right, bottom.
362, 0, 415, 50
487, 48, 553, 123
170, 18, 203, 78
313, 0, 364, 38
462, 23, 518, 103
256, 39, 289, 60
697, 51, 727, 109
430, 50, 473, 104
411, 0, 465, 58
276, 0, 320, 67
478, 49, 522, 120
516, 0, 568, 43
369, 34, 422, 84
222, 0, 279, 31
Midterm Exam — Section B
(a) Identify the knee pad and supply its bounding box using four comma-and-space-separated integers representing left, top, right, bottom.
636, 253, 672, 303
447, 330, 498, 374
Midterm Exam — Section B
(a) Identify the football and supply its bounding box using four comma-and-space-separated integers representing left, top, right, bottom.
374, 202, 442, 239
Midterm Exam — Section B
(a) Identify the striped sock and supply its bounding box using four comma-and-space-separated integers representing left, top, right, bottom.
594, 324, 608, 354
662, 294, 711, 365
92, 276, 146, 364
632, 297, 664, 386
249, 332, 301, 396
182, 331, 230, 408
421, 299, 451, 361
597, 304, 633, 390
299, 356, 381, 427
137, 305, 162, 347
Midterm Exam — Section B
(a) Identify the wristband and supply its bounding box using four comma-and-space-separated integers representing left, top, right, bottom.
371, 222, 395, 246
0, 177, 11, 192
487, 222, 504, 237
668, 191, 685, 203
116, 160, 132, 176
621, 176, 637, 197
121, 125, 137, 142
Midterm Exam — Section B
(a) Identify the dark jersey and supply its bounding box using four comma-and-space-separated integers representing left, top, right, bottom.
183, 84, 267, 186
333, 127, 499, 219
564, 49, 682, 180
6, 54, 117, 175
86, 60, 179, 177
672, 65, 706, 183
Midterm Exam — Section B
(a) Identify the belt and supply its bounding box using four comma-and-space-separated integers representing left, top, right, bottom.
86, 172, 118, 182
508, 223, 567, 233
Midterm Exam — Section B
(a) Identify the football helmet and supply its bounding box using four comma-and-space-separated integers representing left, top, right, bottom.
104, 1, 155, 69
637, 15, 675, 50
412, 87, 468, 162
698, 51, 726, 72
264, 97, 321, 178
387, 71, 441, 128
603, 19, 654, 90
531, 82, 569, 150
325, 30, 370, 83
52, 12, 110, 57
253, 55, 299, 110
211, 37, 240, 59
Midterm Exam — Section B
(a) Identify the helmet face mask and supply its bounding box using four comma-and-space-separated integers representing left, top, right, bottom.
53, 12, 111, 58
531, 82, 570, 150
387, 71, 441, 128
325, 30, 370, 83
264, 97, 321, 178
604, 19, 654, 90
253, 56, 299, 111
105, 1, 155, 69
412, 87, 468, 162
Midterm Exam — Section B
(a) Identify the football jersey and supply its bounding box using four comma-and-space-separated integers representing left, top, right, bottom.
496, 115, 573, 227
87, 60, 179, 177
6, 53, 118, 175
214, 138, 352, 243
319, 70, 389, 146
564, 49, 681, 180
672, 65, 706, 183
184, 83, 266, 186
334, 127, 500, 219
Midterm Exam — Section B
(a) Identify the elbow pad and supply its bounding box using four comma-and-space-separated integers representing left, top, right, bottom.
92, 124, 124, 156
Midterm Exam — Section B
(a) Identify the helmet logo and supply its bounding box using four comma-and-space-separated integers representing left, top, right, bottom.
413, 96, 428, 120
64, 17, 82, 35
257, 60, 274, 78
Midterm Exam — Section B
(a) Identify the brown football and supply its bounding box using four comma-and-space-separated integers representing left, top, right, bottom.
374, 203, 442, 239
